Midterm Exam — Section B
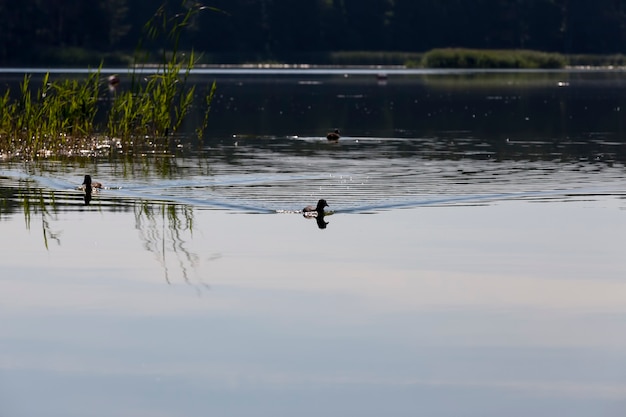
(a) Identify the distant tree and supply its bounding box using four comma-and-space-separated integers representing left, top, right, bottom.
550, 0, 626, 53
0, 0, 31, 62
340, 0, 393, 50
4, 0, 626, 65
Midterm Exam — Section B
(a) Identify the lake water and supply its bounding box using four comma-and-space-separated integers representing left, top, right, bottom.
1, 69, 626, 417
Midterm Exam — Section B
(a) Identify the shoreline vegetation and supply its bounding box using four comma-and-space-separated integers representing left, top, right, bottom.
7, 48, 626, 70
0, 3, 216, 160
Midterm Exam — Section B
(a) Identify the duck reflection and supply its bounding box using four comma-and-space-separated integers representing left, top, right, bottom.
315, 215, 329, 229
2, 182, 211, 290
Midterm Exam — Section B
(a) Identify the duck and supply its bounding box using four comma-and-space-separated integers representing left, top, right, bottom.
82, 175, 103, 190
326, 129, 340, 141
303, 199, 328, 215
107, 74, 120, 93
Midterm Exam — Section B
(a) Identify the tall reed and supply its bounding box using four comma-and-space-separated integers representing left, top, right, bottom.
109, 1, 216, 149
0, 69, 102, 156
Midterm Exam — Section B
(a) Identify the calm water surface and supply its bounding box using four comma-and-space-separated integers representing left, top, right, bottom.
1, 69, 626, 417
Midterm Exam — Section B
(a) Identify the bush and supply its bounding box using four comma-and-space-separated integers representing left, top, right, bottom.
420, 48, 567, 69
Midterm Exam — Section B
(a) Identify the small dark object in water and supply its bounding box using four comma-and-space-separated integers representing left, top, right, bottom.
326, 129, 340, 141
303, 199, 328, 215
83, 175, 102, 189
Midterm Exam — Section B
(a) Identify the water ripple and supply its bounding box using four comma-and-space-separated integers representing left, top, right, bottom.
1, 136, 625, 214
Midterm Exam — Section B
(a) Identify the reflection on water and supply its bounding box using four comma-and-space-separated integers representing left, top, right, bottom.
0, 180, 212, 290
133, 201, 213, 291
203, 70, 626, 148
20, 185, 62, 250
2, 70, 626, 417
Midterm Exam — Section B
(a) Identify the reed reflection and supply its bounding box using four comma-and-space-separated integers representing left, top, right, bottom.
0, 181, 63, 250
134, 202, 213, 292
0, 183, 212, 290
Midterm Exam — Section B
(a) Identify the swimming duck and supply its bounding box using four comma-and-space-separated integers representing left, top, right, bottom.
82, 175, 103, 190
303, 199, 328, 215
327, 129, 340, 141
107, 74, 120, 93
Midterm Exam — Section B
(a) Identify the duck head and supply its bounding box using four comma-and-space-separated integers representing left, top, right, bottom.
316, 199, 329, 212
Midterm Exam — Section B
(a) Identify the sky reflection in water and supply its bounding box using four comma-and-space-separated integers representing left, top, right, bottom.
1, 70, 626, 417
2, 200, 626, 417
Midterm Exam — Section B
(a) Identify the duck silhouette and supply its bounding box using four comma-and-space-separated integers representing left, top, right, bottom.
81, 175, 101, 205
82, 175, 102, 190
326, 129, 340, 141
303, 199, 328, 216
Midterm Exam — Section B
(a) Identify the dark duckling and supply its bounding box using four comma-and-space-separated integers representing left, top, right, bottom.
326, 129, 340, 141
303, 199, 328, 215
82, 175, 103, 190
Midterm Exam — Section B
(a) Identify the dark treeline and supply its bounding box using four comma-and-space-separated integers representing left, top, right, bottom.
2, 0, 626, 65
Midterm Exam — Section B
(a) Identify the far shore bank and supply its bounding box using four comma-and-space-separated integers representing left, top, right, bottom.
3, 64, 626, 75
4, 48, 626, 71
